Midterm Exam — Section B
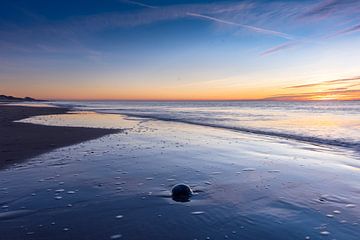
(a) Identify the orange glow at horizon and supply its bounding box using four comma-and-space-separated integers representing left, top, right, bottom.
2, 74, 360, 101
2, 80, 280, 101
3, 87, 360, 101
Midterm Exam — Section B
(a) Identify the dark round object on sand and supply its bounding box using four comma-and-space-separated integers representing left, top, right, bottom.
171, 184, 193, 202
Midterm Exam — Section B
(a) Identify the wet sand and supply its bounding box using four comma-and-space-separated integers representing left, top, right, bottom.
0, 110, 359, 240
0, 105, 119, 168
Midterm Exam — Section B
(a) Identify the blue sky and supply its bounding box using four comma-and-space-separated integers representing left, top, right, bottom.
1, 0, 360, 100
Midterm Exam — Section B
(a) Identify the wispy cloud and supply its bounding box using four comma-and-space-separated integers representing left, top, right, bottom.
261, 19, 360, 56
121, 1, 294, 40
264, 89, 360, 101
286, 76, 360, 89
2, 0, 360, 57
0, 2, 251, 56
260, 41, 299, 56
299, 0, 359, 19
271, 75, 360, 100
0, 2, 254, 39
260, 0, 360, 56
327, 23, 360, 38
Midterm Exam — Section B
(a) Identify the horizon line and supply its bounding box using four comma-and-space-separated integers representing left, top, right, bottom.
44, 98, 360, 102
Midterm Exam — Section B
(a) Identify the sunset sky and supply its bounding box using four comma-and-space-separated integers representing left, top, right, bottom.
1, 0, 360, 100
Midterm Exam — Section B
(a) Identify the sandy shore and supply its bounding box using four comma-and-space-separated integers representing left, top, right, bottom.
0, 110, 359, 240
0, 104, 119, 168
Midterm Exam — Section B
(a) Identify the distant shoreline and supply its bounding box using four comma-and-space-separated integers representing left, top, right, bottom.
41, 99, 360, 102
0, 94, 42, 102
0, 104, 119, 169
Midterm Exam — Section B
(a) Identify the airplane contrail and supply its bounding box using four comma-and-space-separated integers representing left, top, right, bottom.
186, 12, 294, 40
121, 0, 158, 9
121, 0, 294, 40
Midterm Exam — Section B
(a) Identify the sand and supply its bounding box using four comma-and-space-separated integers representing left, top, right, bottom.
0, 108, 359, 240
0, 104, 119, 168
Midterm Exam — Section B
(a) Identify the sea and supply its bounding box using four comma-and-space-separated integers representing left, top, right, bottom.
3, 100, 359, 240
48, 100, 360, 155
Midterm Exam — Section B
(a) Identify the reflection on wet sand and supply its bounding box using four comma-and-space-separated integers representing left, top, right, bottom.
17, 111, 139, 129
1, 111, 359, 240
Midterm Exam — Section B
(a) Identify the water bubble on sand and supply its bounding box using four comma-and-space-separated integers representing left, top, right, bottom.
116, 215, 124, 219
67, 191, 75, 194
305, 236, 310, 239
146, 177, 154, 180
55, 189, 65, 192
191, 211, 204, 215
242, 168, 256, 172
67, 204, 72, 207
319, 231, 330, 235
54, 196, 63, 200
110, 234, 122, 239
345, 204, 356, 208
326, 214, 334, 218
333, 210, 341, 214
31, 193, 36, 196
63, 228, 69, 231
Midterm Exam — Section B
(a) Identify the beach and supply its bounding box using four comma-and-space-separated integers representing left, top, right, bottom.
3, 0, 360, 238
0, 104, 119, 169
0, 103, 359, 240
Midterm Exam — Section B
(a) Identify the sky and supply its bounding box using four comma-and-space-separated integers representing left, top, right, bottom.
1, 0, 360, 100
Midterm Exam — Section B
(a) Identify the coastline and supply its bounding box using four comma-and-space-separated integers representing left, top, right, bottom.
0, 104, 119, 169
0, 104, 358, 240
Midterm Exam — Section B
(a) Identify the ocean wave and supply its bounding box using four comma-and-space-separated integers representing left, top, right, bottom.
94, 109, 360, 152
49, 100, 360, 153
